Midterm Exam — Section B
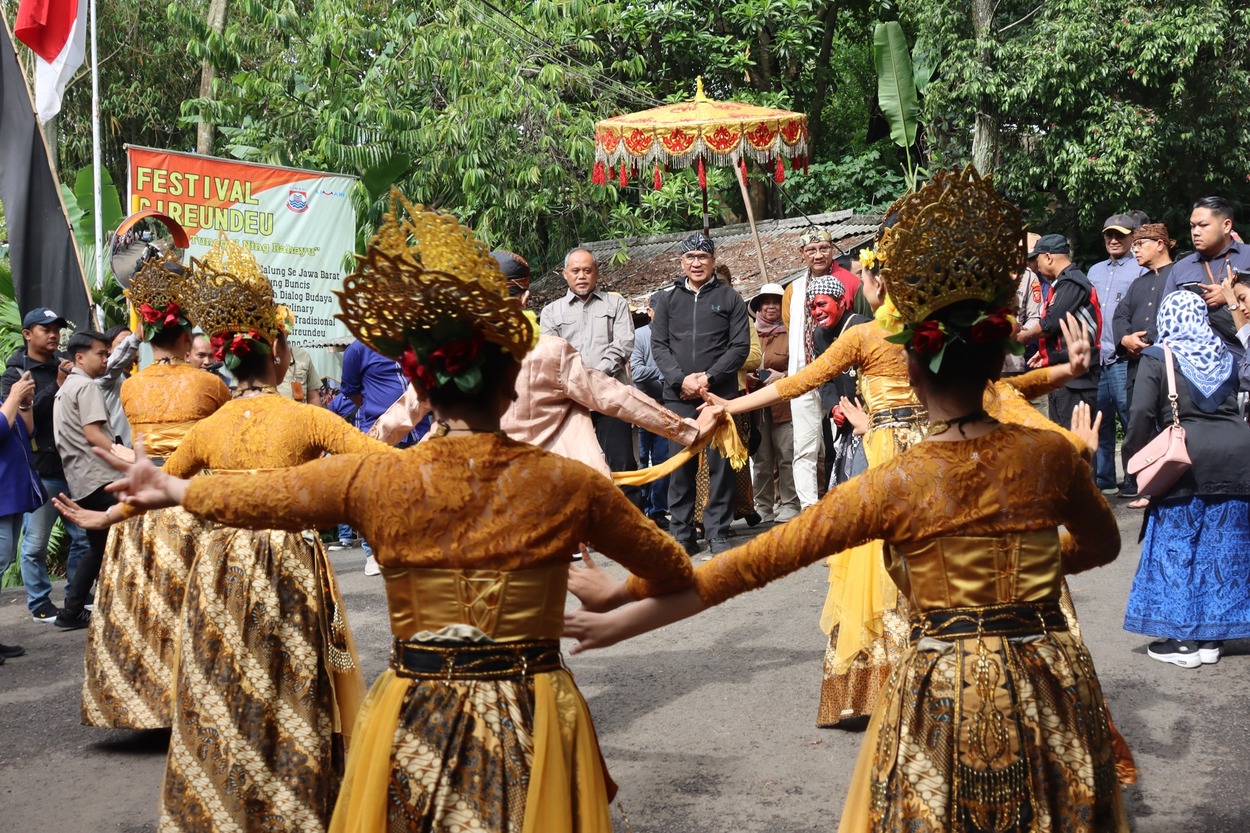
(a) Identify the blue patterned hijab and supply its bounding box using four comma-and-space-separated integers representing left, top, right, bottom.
1156, 291, 1234, 399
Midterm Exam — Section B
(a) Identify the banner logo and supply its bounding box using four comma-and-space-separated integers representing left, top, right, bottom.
287, 189, 309, 213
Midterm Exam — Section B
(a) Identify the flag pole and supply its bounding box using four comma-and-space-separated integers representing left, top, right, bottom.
89, 0, 104, 326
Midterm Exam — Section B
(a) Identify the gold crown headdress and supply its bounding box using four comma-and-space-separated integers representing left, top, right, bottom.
126, 249, 193, 339
878, 166, 1024, 324
188, 234, 279, 343
336, 191, 534, 391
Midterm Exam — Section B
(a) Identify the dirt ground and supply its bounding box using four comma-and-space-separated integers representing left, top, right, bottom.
1, 498, 1247, 832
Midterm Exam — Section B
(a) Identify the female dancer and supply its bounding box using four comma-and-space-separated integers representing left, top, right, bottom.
80, 250, 231, 729
92, 198, 699, 832
711, 233, 922, 727
567, 167, 1128, 832
58, 235, 386, 832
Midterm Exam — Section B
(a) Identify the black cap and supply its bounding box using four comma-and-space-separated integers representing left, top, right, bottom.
1102, 214, 1140, 235
21, 307, 68, 329
491, 250, 531, 282
1028, 234, 1069, 258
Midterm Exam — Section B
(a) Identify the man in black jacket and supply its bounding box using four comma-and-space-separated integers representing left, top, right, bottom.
651, 232, 751, 555
1017, 234, 1101, 429
0, 308, 92, 622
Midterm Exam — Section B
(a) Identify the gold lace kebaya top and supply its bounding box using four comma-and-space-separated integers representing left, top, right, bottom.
991, 368, 1089, 458
121, 363, 231, 457
162, 393, 390, 475
774, 322, 912, 405
180, 433, 696, 638
688, 426, 1119, 612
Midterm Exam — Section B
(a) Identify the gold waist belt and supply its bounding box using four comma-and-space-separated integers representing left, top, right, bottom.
910, 600, 1067, 643
390, 638, 563, 681
869, 406, 927, 429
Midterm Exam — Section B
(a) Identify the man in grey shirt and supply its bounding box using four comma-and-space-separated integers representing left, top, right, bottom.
52, 331, 127, 629
540, 247, 639, 495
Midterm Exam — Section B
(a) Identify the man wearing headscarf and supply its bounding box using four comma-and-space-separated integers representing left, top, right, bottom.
779, 228, 865, 509
651, 232, 751, 555
807, 275, 872, 486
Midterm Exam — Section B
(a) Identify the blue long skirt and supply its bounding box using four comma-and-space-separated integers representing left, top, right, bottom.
1124, 496, 1250, 641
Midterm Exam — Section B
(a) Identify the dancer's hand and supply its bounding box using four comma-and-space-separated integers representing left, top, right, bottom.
564, 608, 634, 654
565, 588, 706, 654
1059, 313, 1091, 379
98, 436, 187, 510
1070, 401, 1102, 453
839, 396, 870, 436
693, 403, 727, 442
51, 493, 114, 530
568, 546, 631, 613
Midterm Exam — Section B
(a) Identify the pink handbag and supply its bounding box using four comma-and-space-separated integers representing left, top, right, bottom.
1126, 344, 1191, 497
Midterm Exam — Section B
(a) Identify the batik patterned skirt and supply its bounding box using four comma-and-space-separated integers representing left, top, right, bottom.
1124, 496, 1250, 641
158, 527, 364, 833
817, 419, 923, 726
329, 665, 613, 833
838, 629, 1128, 833
82, 506, 202, 729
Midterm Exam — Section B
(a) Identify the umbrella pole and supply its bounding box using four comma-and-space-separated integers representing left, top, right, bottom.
702, 186, 710, 236
734, 160, 770, 283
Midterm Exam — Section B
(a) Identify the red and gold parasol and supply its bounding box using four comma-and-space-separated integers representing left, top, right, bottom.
592, 78, 809, 275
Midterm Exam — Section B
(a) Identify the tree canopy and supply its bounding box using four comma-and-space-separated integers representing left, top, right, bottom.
5, 0, 1249, 272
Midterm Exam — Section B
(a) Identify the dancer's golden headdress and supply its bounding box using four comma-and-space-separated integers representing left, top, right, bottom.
336, 191, 534, 393
879, 166, 1024, 324
188, 234, 279, 343
879, 166, 1026, 370
126, 249, 192, 340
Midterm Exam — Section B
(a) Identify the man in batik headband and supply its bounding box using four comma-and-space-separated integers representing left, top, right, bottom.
651, 231, 751, 556
780, 228, 866, 511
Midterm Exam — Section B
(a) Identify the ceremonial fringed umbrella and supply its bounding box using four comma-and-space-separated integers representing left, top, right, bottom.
592, 77, 809, 279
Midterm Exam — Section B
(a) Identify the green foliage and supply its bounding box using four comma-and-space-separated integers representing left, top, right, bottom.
873, 21, 924, 188
874, 22, 919, 150
0, 259, 23, 360
898, 0, 1250, 256
56, 167, 127, 327
786, 146, 907, 214
52, 0, 202, 186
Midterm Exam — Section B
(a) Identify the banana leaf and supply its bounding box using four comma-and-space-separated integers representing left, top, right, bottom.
873, 22, 919, 150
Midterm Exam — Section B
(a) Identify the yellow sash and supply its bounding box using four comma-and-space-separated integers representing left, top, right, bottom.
611, 415, 746, 486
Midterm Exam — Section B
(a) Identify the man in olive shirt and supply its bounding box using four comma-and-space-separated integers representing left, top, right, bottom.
539, 247, 638, 488
52, 332, 128, 629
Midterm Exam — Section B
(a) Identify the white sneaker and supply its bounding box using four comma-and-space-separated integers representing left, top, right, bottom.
775, 508, 800, 523
363, 555, 381, 576
1198, 641, 1223, 665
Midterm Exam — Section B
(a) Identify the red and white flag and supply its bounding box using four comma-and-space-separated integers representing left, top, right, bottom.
14, 0, 87, 123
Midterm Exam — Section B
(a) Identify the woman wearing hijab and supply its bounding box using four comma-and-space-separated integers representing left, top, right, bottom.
1122, 290, 1250, 668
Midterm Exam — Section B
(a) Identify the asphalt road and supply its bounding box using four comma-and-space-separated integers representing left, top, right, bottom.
1, 497, 1246, 832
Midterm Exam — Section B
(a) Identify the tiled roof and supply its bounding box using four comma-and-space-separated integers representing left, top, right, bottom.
530, 210, 881, 309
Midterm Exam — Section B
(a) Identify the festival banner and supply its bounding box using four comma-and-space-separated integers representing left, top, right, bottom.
126, 146, 357, 347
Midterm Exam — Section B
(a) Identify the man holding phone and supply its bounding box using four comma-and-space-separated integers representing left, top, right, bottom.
1164, 197, 1250, 384
0, 308, 92, 622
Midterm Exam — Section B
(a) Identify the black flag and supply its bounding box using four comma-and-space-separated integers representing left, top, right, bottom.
0, 14, 91, 333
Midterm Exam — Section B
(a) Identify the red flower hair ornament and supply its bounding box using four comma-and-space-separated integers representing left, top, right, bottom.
137, 301, 188, 341
886, 306, 1022, 373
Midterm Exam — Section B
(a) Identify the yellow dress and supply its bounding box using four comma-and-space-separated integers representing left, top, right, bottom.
179, 433, 696, 833
775, 322, 923, 725
155, 393, 390, 833
689, 426, 1128, 832
82, 362, 230, 729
